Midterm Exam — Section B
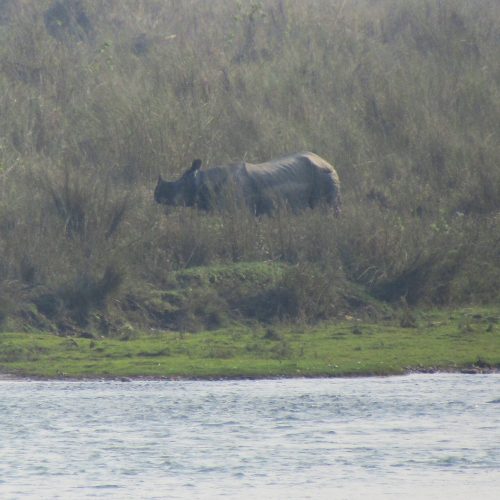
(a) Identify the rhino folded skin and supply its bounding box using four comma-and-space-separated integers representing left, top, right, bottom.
154, 152, 341, 216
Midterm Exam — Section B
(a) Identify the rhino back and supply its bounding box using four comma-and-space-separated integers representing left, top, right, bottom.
247, 152, 336, 183
244, 152, 337, 209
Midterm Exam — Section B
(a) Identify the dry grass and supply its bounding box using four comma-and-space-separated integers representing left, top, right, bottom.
0, 0, 499, 331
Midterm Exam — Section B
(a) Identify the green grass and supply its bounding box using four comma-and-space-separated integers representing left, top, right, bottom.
1, 307, 498, 379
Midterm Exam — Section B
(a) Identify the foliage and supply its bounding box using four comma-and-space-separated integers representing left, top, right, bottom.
0, 0, 499, 332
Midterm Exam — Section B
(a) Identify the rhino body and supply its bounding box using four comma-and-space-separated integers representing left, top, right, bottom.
154, 152, 341, 216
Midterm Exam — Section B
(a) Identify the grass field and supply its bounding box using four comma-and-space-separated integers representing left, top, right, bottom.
0, 1, 499, 343
1, 307, 498, 379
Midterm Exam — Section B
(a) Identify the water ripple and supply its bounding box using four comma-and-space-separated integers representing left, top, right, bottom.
0, 374, 499, 499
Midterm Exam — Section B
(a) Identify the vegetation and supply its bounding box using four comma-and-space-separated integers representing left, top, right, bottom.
1, 308, 498, 378
0, 0, 499, 341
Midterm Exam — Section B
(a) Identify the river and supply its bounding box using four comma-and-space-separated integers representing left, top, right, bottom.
0, 374, 499, 499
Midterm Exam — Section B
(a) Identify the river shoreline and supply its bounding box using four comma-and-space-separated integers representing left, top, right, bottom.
2, 366, 498, 382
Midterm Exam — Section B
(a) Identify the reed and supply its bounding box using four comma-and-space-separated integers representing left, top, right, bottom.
0, 0, 498, 332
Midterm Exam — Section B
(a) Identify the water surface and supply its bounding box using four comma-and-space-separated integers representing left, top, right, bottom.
1, 374, 499, 499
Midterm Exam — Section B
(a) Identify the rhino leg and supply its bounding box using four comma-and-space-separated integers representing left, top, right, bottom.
325, 173, 341, 215
313, 172, 341, 215
253, 195, 275, 216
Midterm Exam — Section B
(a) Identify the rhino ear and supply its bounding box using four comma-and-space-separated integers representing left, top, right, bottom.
190, 159, 202, 173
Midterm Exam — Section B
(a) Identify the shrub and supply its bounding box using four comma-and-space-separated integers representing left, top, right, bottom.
0, 0, 498, 332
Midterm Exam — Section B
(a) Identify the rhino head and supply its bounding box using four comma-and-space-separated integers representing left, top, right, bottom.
154, 159, 202, 207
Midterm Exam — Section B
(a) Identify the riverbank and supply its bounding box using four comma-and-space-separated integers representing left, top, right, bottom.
1, 307, 498, 379
1, 0, 499, 353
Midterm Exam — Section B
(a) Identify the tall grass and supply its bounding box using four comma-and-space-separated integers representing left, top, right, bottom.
0, 0, 499, 331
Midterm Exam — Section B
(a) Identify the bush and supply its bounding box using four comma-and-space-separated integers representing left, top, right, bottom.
0, 0, 498, 332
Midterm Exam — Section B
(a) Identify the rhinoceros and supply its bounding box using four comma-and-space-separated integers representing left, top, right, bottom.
154, 152, 341, 216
